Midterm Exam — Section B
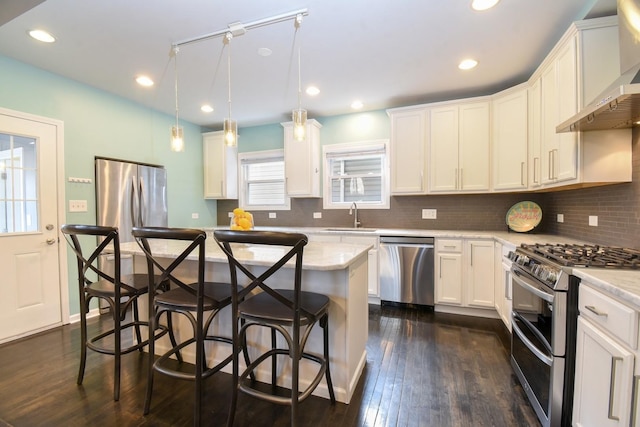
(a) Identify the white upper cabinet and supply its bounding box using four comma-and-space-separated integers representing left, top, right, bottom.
492, 85, 528, 191
429, 99, 490, 193
387, 107, 427, 194
528, 78, 543, 189
282, 119, 321, 198
387, 16, 629, 196
203, 130, 238, 199
532, 16, 631, 189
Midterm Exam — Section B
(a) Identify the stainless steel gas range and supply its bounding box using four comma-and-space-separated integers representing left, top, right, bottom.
508, 243, 640, 427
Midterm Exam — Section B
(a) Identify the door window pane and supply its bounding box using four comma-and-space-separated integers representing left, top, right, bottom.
0, 133, 38, 233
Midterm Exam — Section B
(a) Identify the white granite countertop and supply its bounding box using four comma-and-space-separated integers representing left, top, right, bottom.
202, 226, 640, 307
572, 268, 640, 310
205, 226, 589, 248
120, 239, 371, 271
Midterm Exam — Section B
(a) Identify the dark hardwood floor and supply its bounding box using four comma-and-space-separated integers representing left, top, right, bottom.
0, 305, 539, 426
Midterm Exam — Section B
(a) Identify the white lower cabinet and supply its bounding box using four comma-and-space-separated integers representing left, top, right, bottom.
435, 239, 463, 305
573, 283, 639, 427
435, 238, 494, 309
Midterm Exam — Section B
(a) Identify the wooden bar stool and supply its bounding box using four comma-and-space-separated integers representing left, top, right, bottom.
214, 230, 336, 427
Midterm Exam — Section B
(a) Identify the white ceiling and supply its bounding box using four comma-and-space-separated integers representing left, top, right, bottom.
0, 0, 618, 128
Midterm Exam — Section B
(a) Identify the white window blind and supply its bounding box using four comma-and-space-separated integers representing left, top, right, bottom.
323, 141, 390, 209
238, 150, 290, 210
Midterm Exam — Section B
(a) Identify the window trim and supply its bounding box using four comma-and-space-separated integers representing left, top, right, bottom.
322, 139, 390, 210
238, 149, 290, 211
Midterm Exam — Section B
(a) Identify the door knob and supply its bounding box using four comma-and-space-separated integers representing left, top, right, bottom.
46, 238, 56, 245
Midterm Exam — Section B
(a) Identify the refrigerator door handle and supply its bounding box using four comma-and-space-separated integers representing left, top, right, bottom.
130, 175, 139, 227
139, 176, 146, 226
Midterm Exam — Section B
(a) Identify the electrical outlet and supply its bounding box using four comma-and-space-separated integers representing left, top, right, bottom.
589, 215, 598, 227
228, 212, 234, 218
422, 209, 437, 219
69, 200, 88, 212
313, 212, 322, 219
269, 212, 277, 219
557, 214, 564, 223
191, 213, 199, 219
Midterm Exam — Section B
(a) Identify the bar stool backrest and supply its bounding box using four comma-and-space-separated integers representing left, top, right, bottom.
213, 230, 309, 317
131, 226, 206, 298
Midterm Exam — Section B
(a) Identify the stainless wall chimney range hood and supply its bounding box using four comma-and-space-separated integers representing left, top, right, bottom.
558, 0, 640, 133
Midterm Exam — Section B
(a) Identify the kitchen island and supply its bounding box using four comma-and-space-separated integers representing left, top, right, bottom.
120, 238, 371, 404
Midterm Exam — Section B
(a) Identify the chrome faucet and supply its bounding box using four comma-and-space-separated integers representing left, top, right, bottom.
349, 202, 361, 228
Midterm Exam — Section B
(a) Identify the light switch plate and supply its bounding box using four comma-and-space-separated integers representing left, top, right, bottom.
422, 209, 437, 219
589, 215, 598, 227
191, 213, 199, 219
557, 214, 564, 223
69, 200, 88, 212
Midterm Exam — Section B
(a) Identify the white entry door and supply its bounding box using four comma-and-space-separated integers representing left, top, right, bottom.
0, 110, 64, 343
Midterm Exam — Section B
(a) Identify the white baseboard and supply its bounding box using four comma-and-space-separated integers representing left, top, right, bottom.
68, 308, 101, 324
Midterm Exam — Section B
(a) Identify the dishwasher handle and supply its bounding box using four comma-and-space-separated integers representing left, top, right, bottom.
379, 236, 434, 245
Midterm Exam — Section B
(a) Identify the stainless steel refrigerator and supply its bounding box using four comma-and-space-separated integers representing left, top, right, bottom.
95, 157, 168, 237
94, 157, 167, 311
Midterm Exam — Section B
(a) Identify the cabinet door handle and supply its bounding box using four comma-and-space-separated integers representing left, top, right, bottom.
520, 162, 525, 186
548, 150, 553, 180
608, 356, 623, 421
460, 168, 463, 190
584, 305, 608, 317
533, 157, 539, 184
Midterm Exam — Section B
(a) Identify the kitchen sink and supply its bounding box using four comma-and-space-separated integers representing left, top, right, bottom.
323, 227, 378, 233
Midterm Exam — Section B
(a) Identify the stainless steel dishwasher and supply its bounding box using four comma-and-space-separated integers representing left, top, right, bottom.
379, 236, 435, 306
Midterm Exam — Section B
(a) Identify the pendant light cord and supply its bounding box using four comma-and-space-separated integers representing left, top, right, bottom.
173, 45, 179, 127
225, 33, 232, 120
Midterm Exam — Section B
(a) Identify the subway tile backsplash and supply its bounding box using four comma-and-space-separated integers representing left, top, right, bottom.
218, 131, 640, 250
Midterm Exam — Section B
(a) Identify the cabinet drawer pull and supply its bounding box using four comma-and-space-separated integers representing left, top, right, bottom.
520, 162, 525, 186
584, 305, 608, 317
608, 356, 622, 421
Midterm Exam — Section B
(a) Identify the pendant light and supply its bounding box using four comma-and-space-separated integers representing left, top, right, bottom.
170, 45, 185, 152
291, 13, 307, 141
223, 32, 237, 147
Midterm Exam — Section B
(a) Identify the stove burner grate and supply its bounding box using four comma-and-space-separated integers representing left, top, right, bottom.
521, 243, 640, 269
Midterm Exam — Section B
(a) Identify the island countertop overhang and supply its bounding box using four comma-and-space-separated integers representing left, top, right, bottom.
119, 240, 372, 271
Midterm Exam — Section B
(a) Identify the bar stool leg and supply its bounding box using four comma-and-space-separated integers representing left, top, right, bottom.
321, 314, 336, 403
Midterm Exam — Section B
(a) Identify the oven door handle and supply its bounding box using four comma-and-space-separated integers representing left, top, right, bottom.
512, 271, 554, 303
511, 312, 553, 366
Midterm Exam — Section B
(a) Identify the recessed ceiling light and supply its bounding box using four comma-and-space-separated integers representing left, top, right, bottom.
351, 100, 364, 110
257, 47, 272, 57
135, 75, 154, 87
458, 59, 478, 70
201, 104, 214, 113
28, 29, 55, 43
471, 0, 500, 11
306, 86, 320, 96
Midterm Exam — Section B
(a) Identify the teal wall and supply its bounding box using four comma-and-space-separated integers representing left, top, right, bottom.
0, 53, 391, 317
0, 54, 217, 315
237, 110, 391, 152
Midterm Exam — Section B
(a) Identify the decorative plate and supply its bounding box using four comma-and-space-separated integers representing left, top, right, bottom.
506, 201, 542, 233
